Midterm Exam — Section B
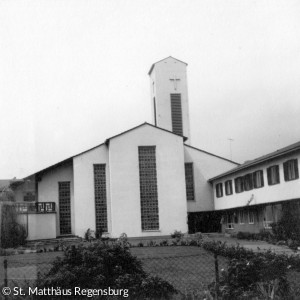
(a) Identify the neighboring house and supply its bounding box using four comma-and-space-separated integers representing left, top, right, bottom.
7, 57, 238, 241
210, 141, 300, 234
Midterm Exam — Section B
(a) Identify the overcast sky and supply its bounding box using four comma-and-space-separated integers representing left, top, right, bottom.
1, 0, 300, 178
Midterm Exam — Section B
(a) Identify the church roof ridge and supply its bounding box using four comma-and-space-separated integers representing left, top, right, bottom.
184, 144, 240, 165
23, 122, 188, 179
148, 56, 188, 75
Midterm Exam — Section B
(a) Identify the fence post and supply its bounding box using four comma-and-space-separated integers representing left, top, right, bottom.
214, 253, 219, 299
4, 258, 8, 287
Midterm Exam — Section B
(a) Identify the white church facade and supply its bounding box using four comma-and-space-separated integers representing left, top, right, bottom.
10, 57, 238, 240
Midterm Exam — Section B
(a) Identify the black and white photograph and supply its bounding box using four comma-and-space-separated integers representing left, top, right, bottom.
1, 1, 300, 299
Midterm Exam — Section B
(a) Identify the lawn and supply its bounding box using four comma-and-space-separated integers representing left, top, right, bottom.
0, 246, 225, 293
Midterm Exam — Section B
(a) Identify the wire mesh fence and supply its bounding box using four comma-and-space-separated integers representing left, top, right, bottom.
1, 246, 226, 298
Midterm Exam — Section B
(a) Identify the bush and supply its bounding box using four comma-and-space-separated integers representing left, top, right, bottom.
170, 230, 184, 240
0, 204, 26, 248
36, 242, 177, 299
202, 240, 300, 299
271, 208, 300, 242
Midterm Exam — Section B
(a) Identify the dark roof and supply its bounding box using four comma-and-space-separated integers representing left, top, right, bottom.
148, 56, 188, 75
209, 140, 300, 182
184, 144, 239, 165
24, 122, 187, 179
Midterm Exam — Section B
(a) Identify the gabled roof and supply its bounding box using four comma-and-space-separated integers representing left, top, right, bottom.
209, 140, 300, 182
148, 56, 188, 75
24, 122, 187, 179
184, 144, 239, 165
105, 122, 188, 145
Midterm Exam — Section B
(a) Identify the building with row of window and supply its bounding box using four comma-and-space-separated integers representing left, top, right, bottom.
210, 142, 300, 233
2, 56, 299, 240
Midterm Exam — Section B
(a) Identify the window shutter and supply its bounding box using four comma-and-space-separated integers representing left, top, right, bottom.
267, 167, 271, 185
276, 165, 280, 183
283, 161, 288, 181
294, 159, 299, 179
260, 170, 264, 187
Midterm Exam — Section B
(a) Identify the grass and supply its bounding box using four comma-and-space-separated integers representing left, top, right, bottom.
0, 246, 225, 294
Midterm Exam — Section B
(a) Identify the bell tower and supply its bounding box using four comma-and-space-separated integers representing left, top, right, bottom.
148, 56, 191, 143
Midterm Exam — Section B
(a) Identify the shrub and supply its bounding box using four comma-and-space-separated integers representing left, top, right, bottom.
272, 208, 300, 242
36, 242, 177, 299
159, 240, 168, 246
0, 203, 26, 248
202, 240, 300, 299
170, 230, 184, 240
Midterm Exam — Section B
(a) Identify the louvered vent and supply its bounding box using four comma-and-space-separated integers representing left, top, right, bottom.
170, 93, 183, 136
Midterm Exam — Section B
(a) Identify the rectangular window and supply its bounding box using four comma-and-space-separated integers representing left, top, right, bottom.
94, 164, 108, 232
153, 97, 157, 126
170, 93, 183, 136
248, 211, 255, 224
239, 211, 245, 224
244, 174, 253, 191
216, 183, 223, 198
283, 159, 299, 181
225, 180, 233, 195
185, 163, 195, 201
234, 177, 244, 193
58, 181, 71, 235
138, 146, 159, 231
253, 170, 264, 188
225, 214, 234, 229
267, 165, 280, 185
23, 192, 36, 202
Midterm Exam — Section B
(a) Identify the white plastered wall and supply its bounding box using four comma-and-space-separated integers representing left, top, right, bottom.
109, 124, 188, 237
184, 145, 238, 212
37, 162, 74, 237
73, 145, 111, 238
213, 152, 300, 210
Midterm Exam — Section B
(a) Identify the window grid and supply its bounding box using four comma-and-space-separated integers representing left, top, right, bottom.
58, 182, 71, 235
94, 164, 108, 232
170, 94, 183, 136
185, 163, 195, 201
138, 146, 159, 231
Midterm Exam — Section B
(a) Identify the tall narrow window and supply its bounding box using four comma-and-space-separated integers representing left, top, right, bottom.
170, 94, 183, 136
185, 163, 195, 201
267, 165, 280, 185
138, 146, 159, 231
58, 182, 71, 235
153, 97, 157, 126
225, 180, 233, 195
216, 183, 223, 198
283, 159, 299, 181
235, 177, 244, 193
244, 174, 253, 191
94, 164, 108, 232
253, 170, 264, 188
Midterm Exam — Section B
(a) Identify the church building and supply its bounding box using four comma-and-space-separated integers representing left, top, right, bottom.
10, 57, 238, 240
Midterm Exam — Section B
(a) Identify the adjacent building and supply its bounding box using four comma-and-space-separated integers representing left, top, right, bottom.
210, 142, 300, 234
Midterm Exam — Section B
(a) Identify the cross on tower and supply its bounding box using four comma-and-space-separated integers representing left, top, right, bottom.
169, 75, 180, 90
